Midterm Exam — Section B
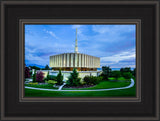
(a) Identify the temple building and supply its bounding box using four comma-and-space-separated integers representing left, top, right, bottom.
49, 53, 100, 71
49, 28, 100, 71
46, 29, 101, 80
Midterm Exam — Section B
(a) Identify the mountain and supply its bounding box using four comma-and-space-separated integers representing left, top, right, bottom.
26, 64, 45, 68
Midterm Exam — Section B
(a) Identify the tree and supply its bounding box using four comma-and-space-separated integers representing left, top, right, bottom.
120, 67, 132, 73
25, 67, 30, 78
120, 67, 132, 77
29, 66, 41, 70
132, 68, 136, 77
83, 76, 103, 85
83, 76, 91, 85
44, 65, 50, 70
33, 70, 36, 82
112, 71, 121, 80
101, 66, 112, 80
123, 72, 132, 80
36, 71, 44, 82
67, 68, 81, 86
56, 70, 63, 85
46, 71, 50, 81
120, 68, 124, 73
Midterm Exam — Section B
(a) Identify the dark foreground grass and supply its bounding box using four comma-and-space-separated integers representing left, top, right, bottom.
62, 80, 130, 90
25, 84, 58, 89
25, 86, 136, 97
25, 80, 136, 97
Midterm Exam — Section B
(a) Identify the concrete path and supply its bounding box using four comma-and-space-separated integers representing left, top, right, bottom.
58, 83, 66, 90
25, 78, 134, 91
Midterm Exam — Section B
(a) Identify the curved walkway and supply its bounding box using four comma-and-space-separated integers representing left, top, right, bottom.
25, 79, 135, 92
58, 83, 66, 90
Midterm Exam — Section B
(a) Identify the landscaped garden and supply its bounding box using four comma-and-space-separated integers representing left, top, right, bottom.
24, 66, 136, 97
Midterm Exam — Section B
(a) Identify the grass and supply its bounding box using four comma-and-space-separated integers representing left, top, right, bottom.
108, 77, 128, 81
62, 80, 130, 90
25, 84, 58, 89
24, 78, 136, 97
25, 86, 135, 97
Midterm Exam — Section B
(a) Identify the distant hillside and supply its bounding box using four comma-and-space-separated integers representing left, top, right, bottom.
26, 64, 45, 68
97, 68, 135, 71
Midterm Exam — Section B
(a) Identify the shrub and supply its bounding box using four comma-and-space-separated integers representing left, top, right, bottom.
36, 71, 44, 82
111, 71, 121, 80
83, 76, 90, 85
101, 66, 112, 80
25, 79, 29, 81
44, 75, 57, 82
120, 67, 132, 73
56, 70, 63, 85
88, 76, 98, 85
47, 80, 57, 85
25, 67, 30, 78
48, 75, 57, 80
97, 76, 103, 82
83, 76, 103, 85
66, 68, 81, 86
123, 72, 132, 80
120, 67, 132, 77
45, 80, 48, 83
28, 82, 38, 85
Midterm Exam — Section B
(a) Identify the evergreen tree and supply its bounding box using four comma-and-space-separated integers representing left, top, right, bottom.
112, 71, 121, 80
33, 70, 36, 82
101, 66, 112, 80
44, 65, 50, 70
67, 68, 81, 86
120, 67, 132, 77
56, 70, 63, 85
46, 71, 50, 81
29, 66, 40, 70
132, 68, 136, 77
123, 72, 132, 80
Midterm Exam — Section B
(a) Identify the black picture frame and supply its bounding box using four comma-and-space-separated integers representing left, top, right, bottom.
19, 19, 141, 102
0, 0, 159, 120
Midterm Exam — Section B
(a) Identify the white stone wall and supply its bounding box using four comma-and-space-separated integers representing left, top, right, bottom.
39, 70, 102, 82
82, 54, 84, 67
78, 54, 81, 67
49, 53, 100, 68
67, 53, 69, 67
91, 72, 97, 76
75, 53, 77, 67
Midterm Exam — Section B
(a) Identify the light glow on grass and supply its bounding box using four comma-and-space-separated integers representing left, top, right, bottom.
25, 78, 136, 97
62, 80, 130, 90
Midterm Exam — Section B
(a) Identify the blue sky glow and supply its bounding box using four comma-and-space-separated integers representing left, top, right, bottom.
25, 24, 136, 68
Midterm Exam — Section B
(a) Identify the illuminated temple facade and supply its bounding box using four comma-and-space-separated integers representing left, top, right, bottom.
49, 28, 100, 71
50, 53, 100, 71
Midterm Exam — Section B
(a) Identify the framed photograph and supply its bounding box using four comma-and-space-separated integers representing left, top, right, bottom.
1, 0, 159, 120
20, 19, 140, 102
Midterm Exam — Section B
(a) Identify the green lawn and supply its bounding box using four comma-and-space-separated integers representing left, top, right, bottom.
108, 77, 128, 81
25, 84, 58, 89
25, 86, 135, 97
25, 78, 136, 97
62, 80, 130, 90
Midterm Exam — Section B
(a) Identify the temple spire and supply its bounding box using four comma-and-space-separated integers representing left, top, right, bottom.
75, 28, 78, 53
